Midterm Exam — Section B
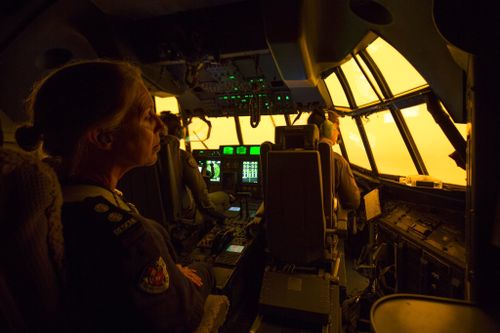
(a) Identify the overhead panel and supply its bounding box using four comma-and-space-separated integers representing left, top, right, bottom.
169, 54, 294, 117
262, 0, 370, 109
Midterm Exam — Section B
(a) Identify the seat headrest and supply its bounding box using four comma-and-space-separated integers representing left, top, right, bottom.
275, 125, 319, 150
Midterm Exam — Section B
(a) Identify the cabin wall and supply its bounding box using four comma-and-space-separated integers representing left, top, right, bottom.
0, 0, 118, 146
468, 54, 500, 308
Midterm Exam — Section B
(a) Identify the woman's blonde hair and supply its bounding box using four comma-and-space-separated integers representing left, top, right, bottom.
16, 59, 143, 157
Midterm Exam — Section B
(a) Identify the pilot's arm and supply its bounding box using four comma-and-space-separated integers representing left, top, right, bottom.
333, 152, 361, 210
181, 150, 227, 220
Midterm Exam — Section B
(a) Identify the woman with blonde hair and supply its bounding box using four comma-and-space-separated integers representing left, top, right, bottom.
16, 60, 215, 332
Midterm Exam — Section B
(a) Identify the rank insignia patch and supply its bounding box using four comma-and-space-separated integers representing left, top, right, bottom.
139, 257, 170, 294
112, 218, 137, 236
94, 203, 110, 213
107, 212, 123, 222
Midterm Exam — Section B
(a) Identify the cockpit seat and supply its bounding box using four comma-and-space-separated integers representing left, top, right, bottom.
156, 134, 210, 252
257, 125, 340, 326
260, 124, 337, 267
0, 148, 64, 332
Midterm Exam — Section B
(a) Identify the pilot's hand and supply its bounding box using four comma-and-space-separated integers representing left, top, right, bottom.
176, 264, 203, 287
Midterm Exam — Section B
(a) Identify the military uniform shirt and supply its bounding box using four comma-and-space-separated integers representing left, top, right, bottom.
61, 184, 213, 333
320, 137, 361, 210
333, 151, 361, 209
180, 149, 228, 220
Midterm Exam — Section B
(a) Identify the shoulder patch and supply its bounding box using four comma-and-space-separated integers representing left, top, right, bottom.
139, 257, 170, 294
81, 197, 138, 236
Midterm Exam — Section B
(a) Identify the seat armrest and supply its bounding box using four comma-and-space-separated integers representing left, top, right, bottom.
335, 207, 349, 238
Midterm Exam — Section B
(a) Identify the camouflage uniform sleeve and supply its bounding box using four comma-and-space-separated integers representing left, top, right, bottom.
333, 152, 361, 210
79, 197, 210, 332
181, 150, 227, 220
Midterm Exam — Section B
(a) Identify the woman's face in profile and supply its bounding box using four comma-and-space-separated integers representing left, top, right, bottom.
112, 83, 164, 169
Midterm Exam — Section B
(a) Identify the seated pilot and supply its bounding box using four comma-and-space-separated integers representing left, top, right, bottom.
159, 111, 231, 224
15, 60, 215, 332
307, 109, 361, 210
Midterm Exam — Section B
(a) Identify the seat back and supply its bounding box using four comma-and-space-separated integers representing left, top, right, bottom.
266, 150, 326, 264
156, 135, 186, 225
261, 124, 335, 265
274, 125, 335, 228
118, 164, 167, 226
318, 140, 335, 229
0, 148, 64, 332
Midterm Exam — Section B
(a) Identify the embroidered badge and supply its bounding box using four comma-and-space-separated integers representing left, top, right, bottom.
139, 257, 170, 294
107, 212, 123, 222
94, 203, 110, 213
112, 218, 137, 236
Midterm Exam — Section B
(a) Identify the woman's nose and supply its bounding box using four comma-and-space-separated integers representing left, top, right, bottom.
154, 114, 167, 135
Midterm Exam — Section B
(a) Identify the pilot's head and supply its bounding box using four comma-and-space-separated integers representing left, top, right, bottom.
16, 59, 166, 173
159, 111, 185, 140
307, 108, 341, 144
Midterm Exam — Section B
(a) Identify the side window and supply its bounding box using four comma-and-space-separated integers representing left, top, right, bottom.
402, 104, 466, 185
340, 58, 379, 107
324, 73, 350, 107
366, 38, 427, 95
362, 110, 418, 177
340, 116, 371, 170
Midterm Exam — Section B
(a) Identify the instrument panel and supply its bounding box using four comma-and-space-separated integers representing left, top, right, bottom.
192, 144, 262, 197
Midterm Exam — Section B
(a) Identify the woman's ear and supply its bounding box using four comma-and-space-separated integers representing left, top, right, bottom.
86, 129, 114, 150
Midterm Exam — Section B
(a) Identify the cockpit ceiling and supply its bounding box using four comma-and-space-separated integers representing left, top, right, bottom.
0, 0, 468, 123
122, 1, 266, 64
90, 0, 247, 20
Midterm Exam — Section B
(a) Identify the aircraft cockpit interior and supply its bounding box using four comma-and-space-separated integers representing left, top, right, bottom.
1, 0, 500, 332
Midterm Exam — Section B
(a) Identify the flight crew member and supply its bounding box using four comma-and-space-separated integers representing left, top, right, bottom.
16, 60, 214, 333
308, 109, 361, 210
159, 111, 230, 223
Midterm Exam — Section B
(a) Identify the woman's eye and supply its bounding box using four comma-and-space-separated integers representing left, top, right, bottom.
143, 109, 154, 120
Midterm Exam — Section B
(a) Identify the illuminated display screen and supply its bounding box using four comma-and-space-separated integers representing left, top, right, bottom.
241, 160, 259, 184
249, 146, 260, 155
222, 146, 234, 155
198, 159, 221, 182
226, 244, 244, 253
236, 146, 247, 155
